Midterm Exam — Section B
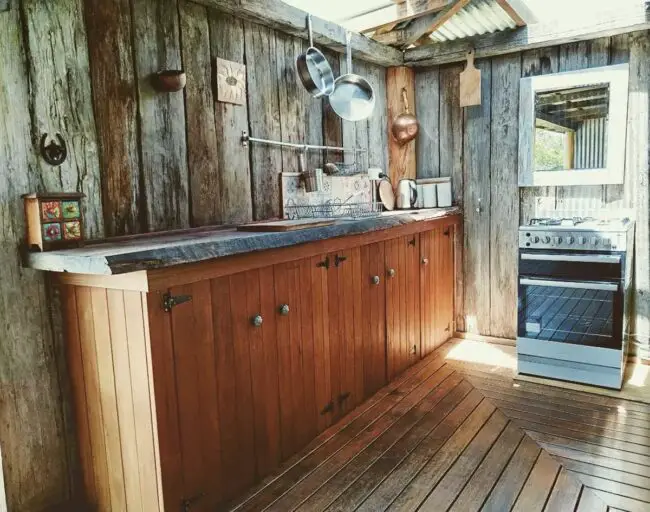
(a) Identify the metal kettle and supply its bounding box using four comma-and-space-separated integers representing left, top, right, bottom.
396, 179, 418, 209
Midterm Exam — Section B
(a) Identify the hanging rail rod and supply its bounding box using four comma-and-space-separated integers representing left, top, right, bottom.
241, 131, 366, 153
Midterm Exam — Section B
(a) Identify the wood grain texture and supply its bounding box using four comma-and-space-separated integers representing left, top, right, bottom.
132, 0, 189, 231
415, 67, 440, 178
387, 67, 417, 187
84, 0, 141, 235
209, 12, 253, 224
463, 58, 491, 335
244, 21, 282, 220
366, 63, 389, 173
489, 53, 520, 339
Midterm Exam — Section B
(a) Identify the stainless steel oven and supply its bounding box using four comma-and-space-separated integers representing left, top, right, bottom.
516, 218, 634, 389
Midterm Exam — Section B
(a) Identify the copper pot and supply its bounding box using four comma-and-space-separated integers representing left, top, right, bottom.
391, 88, 419, 145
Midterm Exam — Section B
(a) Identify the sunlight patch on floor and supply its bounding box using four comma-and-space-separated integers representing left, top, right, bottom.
627, 363, 650, 388
445, 339, 517, 370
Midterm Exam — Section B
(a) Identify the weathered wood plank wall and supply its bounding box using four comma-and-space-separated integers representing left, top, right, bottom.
414, 32, 650, 351
0, 0, 389, 509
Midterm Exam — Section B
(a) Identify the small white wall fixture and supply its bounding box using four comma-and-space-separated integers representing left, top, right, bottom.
518, 63, 629, 187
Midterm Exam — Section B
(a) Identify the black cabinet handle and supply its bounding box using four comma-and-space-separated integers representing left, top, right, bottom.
408, 237, 416, 246
316, 257, 330, 269
444, 228, 450, 236
335, 255, 347, 267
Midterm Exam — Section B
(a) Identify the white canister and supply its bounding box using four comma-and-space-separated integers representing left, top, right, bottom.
416, 184, 424, 208
437, 180, 452, 207
422, 183, 437, 208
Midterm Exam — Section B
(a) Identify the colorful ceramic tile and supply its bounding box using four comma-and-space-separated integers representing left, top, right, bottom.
41, 201, 61, 220
63, 221, 81, 240
42, 223, 62, 242
62, 200, 80, 219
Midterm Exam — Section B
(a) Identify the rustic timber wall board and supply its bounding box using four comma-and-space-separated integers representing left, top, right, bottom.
0, 1, 390, 510
414, 31, 650, 353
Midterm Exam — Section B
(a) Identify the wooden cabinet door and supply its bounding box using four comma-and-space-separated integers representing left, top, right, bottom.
274, 259, 319, 458
360, 242, 387, 398
420, 225, 455, 357
385, 235, 421, 380
148, 268, 282, 510
327, 248, 364, 420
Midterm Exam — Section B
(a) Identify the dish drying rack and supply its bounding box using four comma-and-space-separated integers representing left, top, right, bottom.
284, 199, 382, 220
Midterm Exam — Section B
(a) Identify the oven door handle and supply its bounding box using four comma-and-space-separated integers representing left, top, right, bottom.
520, 253, 621, 264
519, 277, 618, 292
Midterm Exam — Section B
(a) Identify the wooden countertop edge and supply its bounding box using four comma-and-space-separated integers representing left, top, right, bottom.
44, 212, 461, 291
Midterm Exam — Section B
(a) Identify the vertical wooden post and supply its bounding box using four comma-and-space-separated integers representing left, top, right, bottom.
387, 66, 417, 188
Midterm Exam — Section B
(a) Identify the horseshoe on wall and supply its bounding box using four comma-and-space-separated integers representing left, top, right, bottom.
40, 133, 67, 166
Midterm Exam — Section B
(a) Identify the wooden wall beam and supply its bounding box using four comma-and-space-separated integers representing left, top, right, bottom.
404, 5, 650, 66
387, 67, 417, 188
0, 0, 10, 12
344, 0, 454, 34
188, 0, 404, 67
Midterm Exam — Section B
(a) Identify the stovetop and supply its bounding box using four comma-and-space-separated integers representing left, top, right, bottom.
519, 217, 634, 251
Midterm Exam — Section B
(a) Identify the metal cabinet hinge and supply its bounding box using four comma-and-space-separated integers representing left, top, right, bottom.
316, 256, 330, 269
334, 254, 347, 267
320, 401, 334, 415
338, 391, 351, 405
444, 228, 450, 237
408, 237, 416, 246
162, 293, 192, 312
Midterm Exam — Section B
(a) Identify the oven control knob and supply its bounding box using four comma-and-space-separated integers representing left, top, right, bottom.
602, 237, 611, 247
591, 237, 599, 246
578, 236, 586, 245
553, 236, 562, 245
532, 236, 539, 243
542, 236, 551, 244
567, 236, 575, 244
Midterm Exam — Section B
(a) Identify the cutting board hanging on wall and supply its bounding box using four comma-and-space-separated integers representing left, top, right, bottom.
459, 50, 481, 107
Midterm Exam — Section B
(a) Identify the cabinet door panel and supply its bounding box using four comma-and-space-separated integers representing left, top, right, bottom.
386, 235, 421, 380
420, 229, 437, 357
361, 242, 387, 397
328, 248, 363, 418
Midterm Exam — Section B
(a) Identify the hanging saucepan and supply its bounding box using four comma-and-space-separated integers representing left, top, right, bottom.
329, 32, 376, 122
296, 14, 335, 98
391, 88, 419, 145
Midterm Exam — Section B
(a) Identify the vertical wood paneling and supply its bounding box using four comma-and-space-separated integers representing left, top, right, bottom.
366, 63, 389, 172
322, 48, 343, 151
415, 68, 440, 178
298, 259, 318, 442
361, 243, 387, 397
519, 46, 560, 223
387, 67, 417, 186
245, 22, 282, 220
490, 53, 521, 339
252, 269, 282, 476
209, 12, 254, 224
310, 256, 333, 431
84, 0, 141, 235
148, 292, 183, 511
627, 32, 650, 357
133, 0, 189, 231
21, 0, 103, 236
463, 59, 492, 335
180, 3, 221, 226
420, 229, 437, 356
610, 34, 631, 209
228, 272, 257, 494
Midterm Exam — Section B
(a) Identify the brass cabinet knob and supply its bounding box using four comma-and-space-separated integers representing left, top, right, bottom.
421, 258, 429, 266
387, 268, 396, 278
251, 315, 263, 327
279, 304, 290, 316
371, 275, 380, 285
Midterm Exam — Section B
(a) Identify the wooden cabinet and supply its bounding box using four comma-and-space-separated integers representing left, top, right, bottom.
420, 226, 455, 357
385, 235, 422, 380
57, 215, 459, 512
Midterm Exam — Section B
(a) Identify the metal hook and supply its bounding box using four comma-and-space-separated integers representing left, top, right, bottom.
40, 133, 67, 166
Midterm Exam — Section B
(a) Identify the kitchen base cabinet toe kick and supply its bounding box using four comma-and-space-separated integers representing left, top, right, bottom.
57, 216, 459, 511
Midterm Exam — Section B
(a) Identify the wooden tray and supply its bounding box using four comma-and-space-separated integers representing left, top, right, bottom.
236, 218, 336, 232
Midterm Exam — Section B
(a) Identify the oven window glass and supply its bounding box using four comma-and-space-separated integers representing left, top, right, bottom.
518, 280, 616, 347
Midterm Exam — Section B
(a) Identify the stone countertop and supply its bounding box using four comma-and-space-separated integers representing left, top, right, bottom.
25, 207, 460, 275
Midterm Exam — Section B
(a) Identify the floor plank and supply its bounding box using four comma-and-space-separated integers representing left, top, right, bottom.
224, 340, 650, 512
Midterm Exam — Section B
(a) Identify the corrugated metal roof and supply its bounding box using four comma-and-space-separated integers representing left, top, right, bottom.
429, 0, 518, 43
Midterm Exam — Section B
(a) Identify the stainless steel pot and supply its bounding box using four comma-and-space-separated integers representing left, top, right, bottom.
296, 14, 335, 98
329, 32, 375, 122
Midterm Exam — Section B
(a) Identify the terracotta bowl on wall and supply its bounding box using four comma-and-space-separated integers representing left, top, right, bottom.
152, 70, 186, 92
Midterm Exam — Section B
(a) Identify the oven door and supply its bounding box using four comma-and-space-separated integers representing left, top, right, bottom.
518, 275, 622, 349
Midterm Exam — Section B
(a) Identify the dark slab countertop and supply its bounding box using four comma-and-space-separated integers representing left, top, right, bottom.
25, 207, 460, 275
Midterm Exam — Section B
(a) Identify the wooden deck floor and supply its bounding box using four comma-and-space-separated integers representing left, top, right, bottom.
226, 339, 650, 511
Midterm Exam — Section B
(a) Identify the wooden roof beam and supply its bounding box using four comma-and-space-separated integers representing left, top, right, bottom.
373, 0, 471, 48
190, 0, 404, 67
404, 3, 650, 66
343, 0, 455, 34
